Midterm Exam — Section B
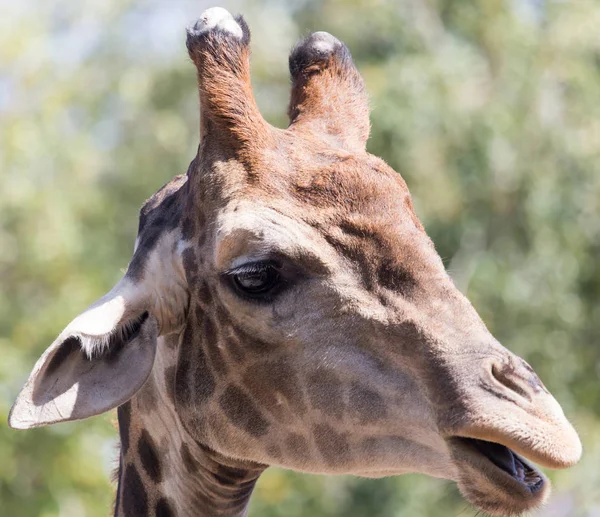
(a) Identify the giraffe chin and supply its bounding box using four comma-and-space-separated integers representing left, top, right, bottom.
448, 437, 550, 516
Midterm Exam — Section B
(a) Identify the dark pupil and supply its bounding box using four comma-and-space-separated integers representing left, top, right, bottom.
235, 269, 274, 292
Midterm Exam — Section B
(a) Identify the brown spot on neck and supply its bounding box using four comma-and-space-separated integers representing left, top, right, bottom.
155, 497, 175, 517
116, 401, 266, 517
138, 429, 163, 483
121, 464, 148, 516
117, 403, 132, 455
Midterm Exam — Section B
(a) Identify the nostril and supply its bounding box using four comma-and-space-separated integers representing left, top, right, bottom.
491, 362, 532, 401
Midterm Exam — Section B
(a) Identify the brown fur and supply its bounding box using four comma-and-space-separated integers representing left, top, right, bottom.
110, 13, 579, 516
9, 9, 580, 517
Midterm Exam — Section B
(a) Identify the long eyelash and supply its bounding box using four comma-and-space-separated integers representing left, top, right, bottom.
226, 263, 271, 275
224, 261, 278, 277
79, 311, 149, 359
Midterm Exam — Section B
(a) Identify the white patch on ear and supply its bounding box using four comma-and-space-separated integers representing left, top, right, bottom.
63, 278, 144, 358
188, 7, 243, 39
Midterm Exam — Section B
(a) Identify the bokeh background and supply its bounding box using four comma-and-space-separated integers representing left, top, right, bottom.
1, 0, 599, 515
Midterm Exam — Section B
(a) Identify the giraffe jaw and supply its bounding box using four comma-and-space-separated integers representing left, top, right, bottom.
457, 438, 545, 490
448, 437, 550, 516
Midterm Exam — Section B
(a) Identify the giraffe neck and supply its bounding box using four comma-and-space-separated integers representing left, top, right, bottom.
113, 335, 266, 517
114, 423, 264, 517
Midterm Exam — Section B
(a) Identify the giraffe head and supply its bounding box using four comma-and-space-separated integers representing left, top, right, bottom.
10, 8, 581, 516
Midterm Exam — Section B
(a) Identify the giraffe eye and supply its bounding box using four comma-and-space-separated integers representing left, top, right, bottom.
227, 261, 283, 301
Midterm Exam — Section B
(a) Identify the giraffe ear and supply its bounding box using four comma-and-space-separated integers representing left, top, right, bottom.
9, 279, 158, 429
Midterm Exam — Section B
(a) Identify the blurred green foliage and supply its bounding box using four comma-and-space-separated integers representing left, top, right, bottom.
1, 0, 599, 516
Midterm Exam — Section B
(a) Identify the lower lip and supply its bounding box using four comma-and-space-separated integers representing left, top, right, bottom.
457, 437, 544, 493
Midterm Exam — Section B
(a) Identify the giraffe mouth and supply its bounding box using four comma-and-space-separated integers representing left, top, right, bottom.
456, 437, 544, 493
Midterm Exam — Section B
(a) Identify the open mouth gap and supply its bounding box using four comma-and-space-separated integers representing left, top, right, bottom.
458, 438, 544, 493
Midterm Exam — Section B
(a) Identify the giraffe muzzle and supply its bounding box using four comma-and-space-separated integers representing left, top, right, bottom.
434, 352, 582, 515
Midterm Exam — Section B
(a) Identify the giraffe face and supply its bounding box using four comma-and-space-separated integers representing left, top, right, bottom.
170, 128, 580, 517
174, 151, 454, 481
10, 8, 581, 517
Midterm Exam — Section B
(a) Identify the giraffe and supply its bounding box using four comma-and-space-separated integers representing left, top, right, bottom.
9, 7, 581, 517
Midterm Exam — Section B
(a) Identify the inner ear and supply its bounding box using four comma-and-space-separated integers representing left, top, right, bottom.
39, 311, 151, 397
9, 313, 157, 430
78, 311, 150, 360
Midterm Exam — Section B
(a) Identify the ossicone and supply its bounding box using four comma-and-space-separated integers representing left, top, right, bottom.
288, 31, 370, 152
186, 7, 272, 160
